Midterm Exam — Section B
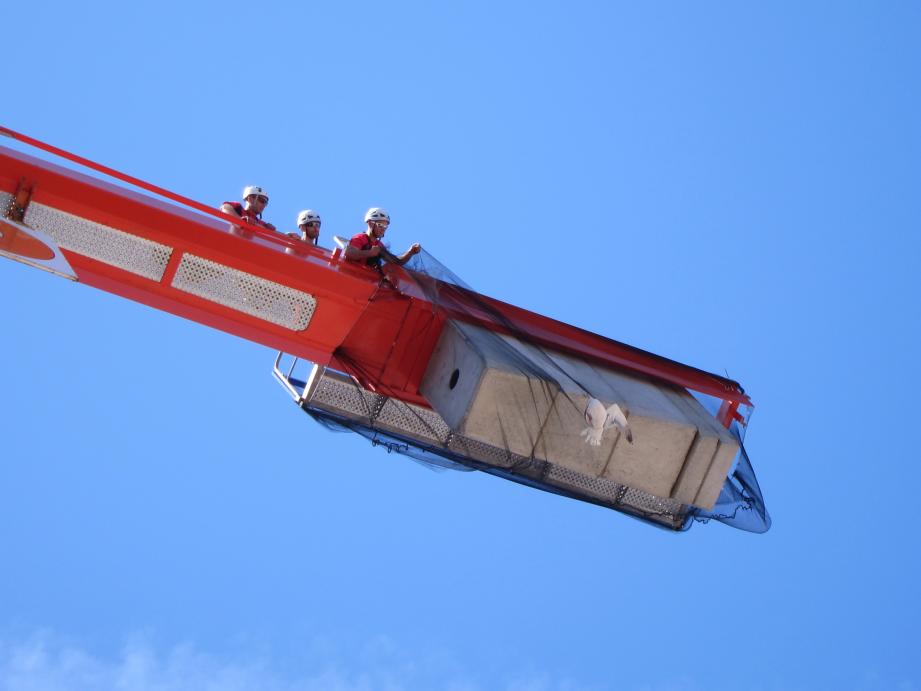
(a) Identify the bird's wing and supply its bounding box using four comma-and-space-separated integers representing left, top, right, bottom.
603, 403, 628, 430
605, 403, 634, 443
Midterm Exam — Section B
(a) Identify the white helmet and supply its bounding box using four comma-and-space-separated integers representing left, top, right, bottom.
364, 207, 390, 223
242, 185, 269, 201
297, 209, 321, 226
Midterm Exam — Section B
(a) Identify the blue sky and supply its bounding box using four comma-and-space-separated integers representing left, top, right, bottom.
2, 2, 919, 689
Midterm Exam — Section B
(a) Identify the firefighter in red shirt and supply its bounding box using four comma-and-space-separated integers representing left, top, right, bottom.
345, 208, 420, 268
220, 185, 276, 232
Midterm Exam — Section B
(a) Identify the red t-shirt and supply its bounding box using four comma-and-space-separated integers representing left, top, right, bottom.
224, 201, 272, 229
348, 232, 383, 267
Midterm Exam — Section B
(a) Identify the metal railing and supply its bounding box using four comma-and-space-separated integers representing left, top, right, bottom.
272, 352, 326, 406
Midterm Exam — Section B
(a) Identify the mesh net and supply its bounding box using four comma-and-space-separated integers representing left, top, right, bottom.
298, 249, 769, 533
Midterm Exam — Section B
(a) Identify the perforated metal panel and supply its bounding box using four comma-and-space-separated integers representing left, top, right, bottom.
172, 254, 316, 331
546, 465, 685, 524
311, 371, 381, 419
448, 435, 527, 470
24, 203, 172, 280
619, 486, 685, 518
546, 464, 624, 502
0, 192, 12, 214
375, 398, 452, 444
309, 371, 451, 445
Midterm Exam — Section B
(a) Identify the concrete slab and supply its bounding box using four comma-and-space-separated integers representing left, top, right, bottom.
420, 320, 558, 457
538, 345, 738, 510
695, 438, 740, 509
420, 320, 738, 510
600, 414, 699, 500
669, 432, 718, 505
512, 341, 704, 502
659, 387, 739, 509
534, 393, 618, 477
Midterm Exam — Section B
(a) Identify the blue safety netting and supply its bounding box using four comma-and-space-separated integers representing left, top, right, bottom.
296, 248, 769, 533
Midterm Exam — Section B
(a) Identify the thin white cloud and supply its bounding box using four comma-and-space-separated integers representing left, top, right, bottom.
0, 635, 378, 691
0, 634, 600, 691
17, 634, 914, 691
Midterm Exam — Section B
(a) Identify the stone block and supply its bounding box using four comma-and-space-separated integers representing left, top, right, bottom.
420, 320, 739, 510
695, 438, 739, 509
420, 320, 558, 458
658, 387, 739, 509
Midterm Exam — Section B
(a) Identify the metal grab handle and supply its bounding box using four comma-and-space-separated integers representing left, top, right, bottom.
272, 352, 325, 405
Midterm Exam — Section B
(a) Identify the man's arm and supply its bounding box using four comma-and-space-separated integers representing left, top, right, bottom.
393, 243, 422, 265
220, 202, 241, 217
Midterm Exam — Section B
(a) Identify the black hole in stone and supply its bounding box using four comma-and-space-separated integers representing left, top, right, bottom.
449, 369, 460, 390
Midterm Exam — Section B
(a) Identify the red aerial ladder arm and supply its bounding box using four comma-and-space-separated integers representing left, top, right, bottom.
0, 142, 376, 367
0, 127, 751, 417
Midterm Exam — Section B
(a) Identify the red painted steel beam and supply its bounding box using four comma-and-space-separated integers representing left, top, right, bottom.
0, 144, 376, 367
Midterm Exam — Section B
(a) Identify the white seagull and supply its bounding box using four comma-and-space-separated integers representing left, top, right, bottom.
580, 397, 634, 446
